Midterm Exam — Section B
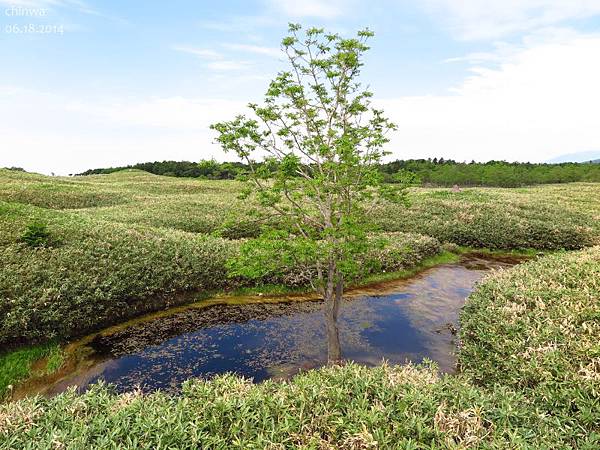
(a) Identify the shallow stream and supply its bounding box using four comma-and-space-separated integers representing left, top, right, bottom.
27, 254, 521, 396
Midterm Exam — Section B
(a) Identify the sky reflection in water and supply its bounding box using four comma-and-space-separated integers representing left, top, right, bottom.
50, 256, 516, 394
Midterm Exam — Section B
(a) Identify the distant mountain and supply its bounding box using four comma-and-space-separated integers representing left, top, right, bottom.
546, 151, 600, 163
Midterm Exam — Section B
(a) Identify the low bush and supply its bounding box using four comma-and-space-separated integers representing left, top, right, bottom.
373, 184, 600, 249
0, 169, 130, 209
0, 201, 238, 345
459, 245, 600, 436
3, 170, 599, 249
0, 202, 441, 347
2, 247, 598, 449
19, 222, 51, 248
1, 361, 597, 448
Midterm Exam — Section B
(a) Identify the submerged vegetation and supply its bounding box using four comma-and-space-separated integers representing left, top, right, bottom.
1, 248, 598, 448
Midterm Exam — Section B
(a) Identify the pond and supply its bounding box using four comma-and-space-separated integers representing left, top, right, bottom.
34, 254, 521, 396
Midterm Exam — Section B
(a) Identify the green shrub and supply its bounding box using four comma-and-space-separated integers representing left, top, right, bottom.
19, 222, 51, 248
0, 202, 441, 346
459, 246, 600, 436
1, 362, 596, 448
0, 201, 239, 345
5, 170, 600, 249
372, 185, 599, 249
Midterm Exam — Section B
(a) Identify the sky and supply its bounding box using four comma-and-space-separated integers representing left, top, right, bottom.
1, 0, 599, 175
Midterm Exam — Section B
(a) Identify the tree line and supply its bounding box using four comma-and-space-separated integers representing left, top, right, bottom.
76, 158, 600, 187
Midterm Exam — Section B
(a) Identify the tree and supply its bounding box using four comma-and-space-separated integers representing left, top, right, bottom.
211, 24, 407, 363
198, 158, 221, 178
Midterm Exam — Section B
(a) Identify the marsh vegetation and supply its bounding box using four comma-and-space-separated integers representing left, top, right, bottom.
1, 22, 599, 450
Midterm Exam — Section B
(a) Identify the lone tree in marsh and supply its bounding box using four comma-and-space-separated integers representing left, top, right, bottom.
211, 24, 407, 363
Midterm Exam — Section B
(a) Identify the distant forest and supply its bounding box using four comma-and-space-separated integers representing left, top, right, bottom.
77, 158, 600, 187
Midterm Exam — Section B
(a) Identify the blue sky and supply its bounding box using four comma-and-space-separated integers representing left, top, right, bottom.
1, 0, 600, 174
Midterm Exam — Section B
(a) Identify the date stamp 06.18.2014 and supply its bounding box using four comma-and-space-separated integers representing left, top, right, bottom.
3, 5, 64, 35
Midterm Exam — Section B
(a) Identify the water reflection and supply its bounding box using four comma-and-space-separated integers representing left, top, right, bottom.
43, 255, 518, 395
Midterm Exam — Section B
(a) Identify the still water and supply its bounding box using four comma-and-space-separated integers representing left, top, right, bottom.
44, 254, 518, 395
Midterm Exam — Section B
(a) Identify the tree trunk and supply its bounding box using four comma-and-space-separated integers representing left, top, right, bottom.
324, 260, 342, 364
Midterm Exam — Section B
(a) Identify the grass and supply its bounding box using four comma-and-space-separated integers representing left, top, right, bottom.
459, 246, 600, 433
2, 169, 599, 245
1, 247, 598, 448
0, 343, 63, 400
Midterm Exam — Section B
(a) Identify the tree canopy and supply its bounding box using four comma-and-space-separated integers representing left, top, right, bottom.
211, 24, 407, 363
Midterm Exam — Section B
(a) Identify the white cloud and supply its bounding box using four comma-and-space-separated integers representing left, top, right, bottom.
172, 45, 252, 71
205, 60, 252, 71
65, 97, 245, 130
378, 31, 600, 162
422, 0, 600, 40
172, 46, 222, 59
0, 89, 245, 174
263, 0, 352, 19
222, 43, 281, 58
173, 42, 282, 72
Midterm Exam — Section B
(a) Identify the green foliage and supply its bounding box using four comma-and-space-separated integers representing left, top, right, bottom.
77, 158, 600, 186
211, 24, 408, 298
0, 201, 238, 345
0, 342, 63, 399
77, 160, 218, 178
229, 232, 441, 286
459, 246, 600, 433
0, 197, 440, 346
20, 221, 51, 248
380, 158, 600, 187
373, 184, 600, 249
2, 249, 598, 448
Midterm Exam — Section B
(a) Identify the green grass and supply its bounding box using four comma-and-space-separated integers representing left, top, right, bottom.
1, 247, 598, 448
0, 343, 63, 399
2, 169, 599, 245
